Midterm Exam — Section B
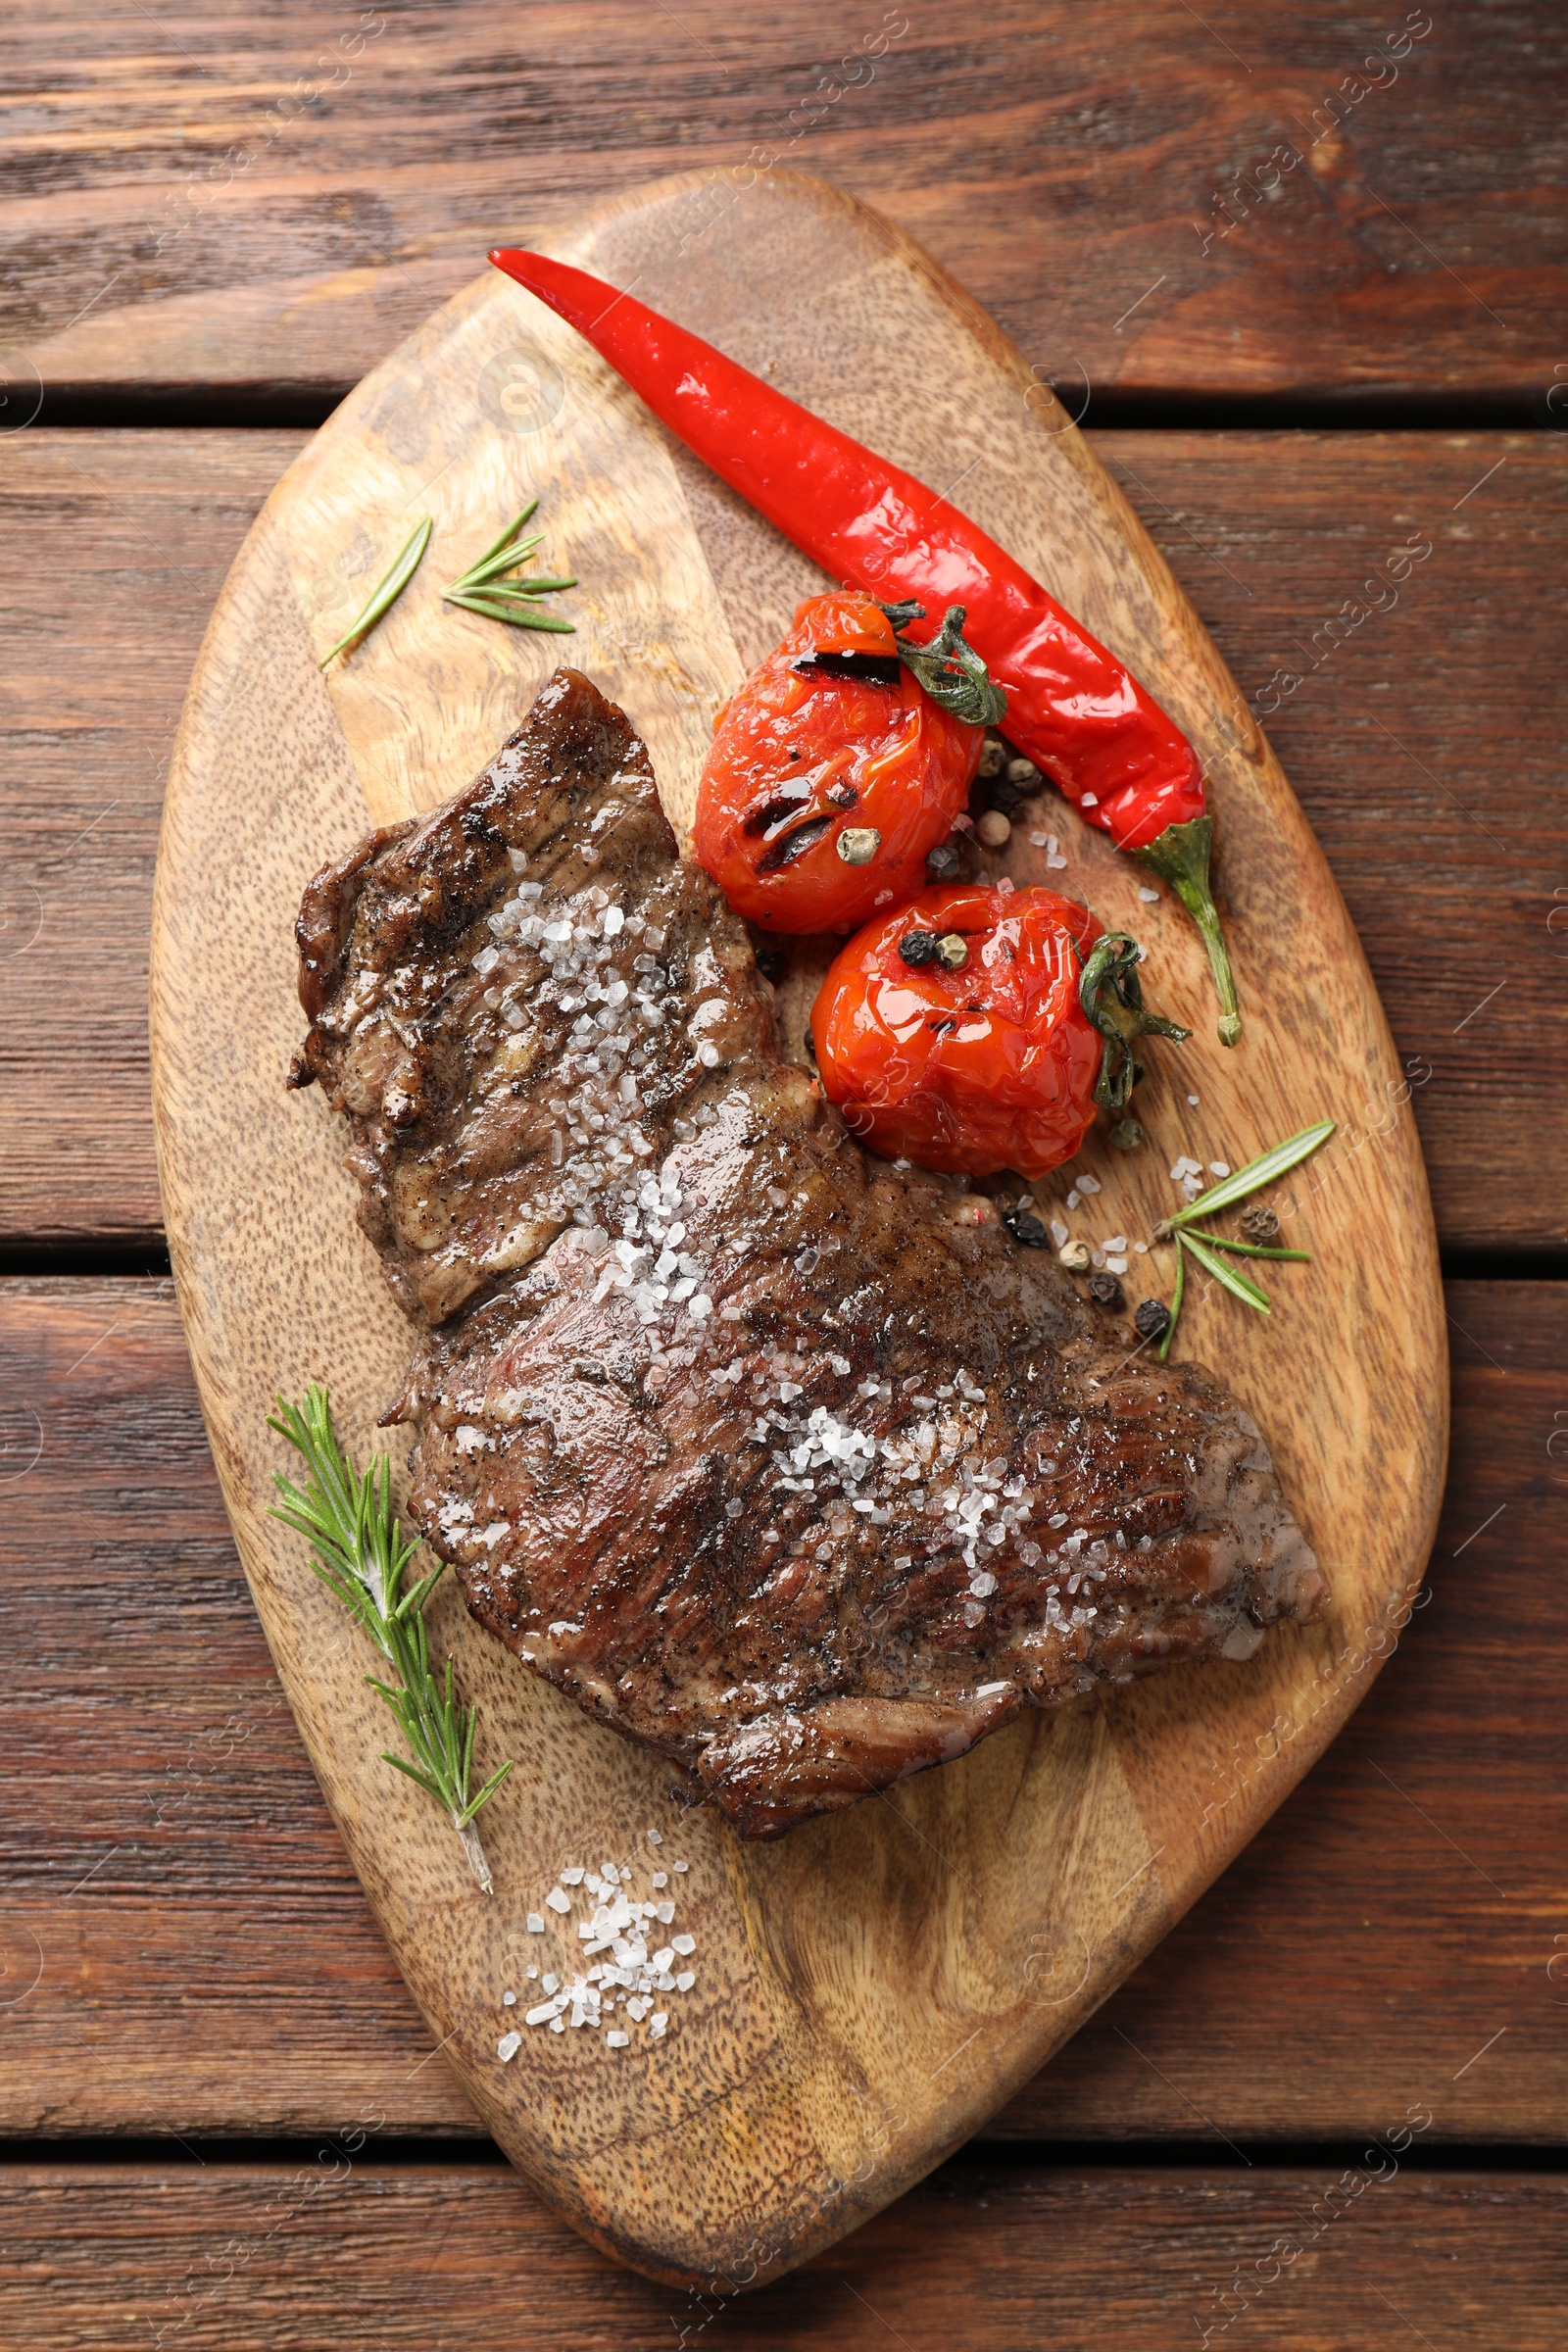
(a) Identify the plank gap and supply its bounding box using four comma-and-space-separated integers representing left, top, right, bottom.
1, 2134, 1564, 2176
23, 390, 1566, 434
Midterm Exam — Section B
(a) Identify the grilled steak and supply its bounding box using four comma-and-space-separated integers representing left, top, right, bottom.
292, 670, 1326, 1837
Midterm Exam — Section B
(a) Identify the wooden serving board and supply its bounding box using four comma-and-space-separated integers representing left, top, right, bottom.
150, 170, 1446, 2287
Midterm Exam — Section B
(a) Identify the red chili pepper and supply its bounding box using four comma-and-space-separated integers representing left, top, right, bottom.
489, 247, 1242, 1045
810, 886, 1188, 1179
693, 589, 982, 932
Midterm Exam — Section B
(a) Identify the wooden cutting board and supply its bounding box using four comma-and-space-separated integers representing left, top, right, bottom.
149, 169, 1446, 2288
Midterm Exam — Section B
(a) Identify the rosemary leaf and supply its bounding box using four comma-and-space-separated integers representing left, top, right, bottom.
381, 1751, 447, 1802
269, 1386, 514, 1893
445, 591, 576, 632
318, 515, 431, 669
1157, 1233, 1187, 1362
443, 576, 578, 608
1179, 1227, 1273, 1312
453, 538, 547, 592
488, 573, 579, 596
1190, 1233, 1312, 1262
458, 500, 539, 582
1163, 1119, 1336, 1232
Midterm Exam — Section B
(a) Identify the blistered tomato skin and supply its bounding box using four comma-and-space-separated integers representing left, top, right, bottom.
811, 886, 1106, 1179
692, 591, 982, 932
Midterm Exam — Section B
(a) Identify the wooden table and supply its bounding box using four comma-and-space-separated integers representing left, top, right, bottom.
3, 6, 1565, 2343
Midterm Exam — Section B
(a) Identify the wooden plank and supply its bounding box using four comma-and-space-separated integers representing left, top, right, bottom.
2, 427, 1562, 1248
1, 1278, 1559, 2142
3, 10, 1564, 404
0, 429, 305, 1248
0, 2154, 1562, 2349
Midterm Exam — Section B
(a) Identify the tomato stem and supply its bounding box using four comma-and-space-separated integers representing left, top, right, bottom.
876, 601, 1008, 727
1078, 933, 1191, 1111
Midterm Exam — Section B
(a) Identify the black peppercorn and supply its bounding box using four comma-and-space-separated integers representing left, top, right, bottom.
1109, 1117, 1144, 1152
1134, 1298, 1170, 1341
898, 929, 941, 968
1088, 1271, 1124, 1309
925, 842, 961, 880
1006, 1208, 1050, 1249
1240, 1202, 1280, 1242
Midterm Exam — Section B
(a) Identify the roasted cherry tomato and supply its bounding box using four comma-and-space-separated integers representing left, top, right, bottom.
811, 885, 1107, 1178
693, 590, 982, 932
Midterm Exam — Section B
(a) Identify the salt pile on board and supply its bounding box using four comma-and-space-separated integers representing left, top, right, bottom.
496, 1839, 699, 2060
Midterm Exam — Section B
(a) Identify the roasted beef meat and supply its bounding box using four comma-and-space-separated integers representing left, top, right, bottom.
292, 670, 1326, 1837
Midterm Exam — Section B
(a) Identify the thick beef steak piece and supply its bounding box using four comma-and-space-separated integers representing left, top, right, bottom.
293, 670, 1326, 1837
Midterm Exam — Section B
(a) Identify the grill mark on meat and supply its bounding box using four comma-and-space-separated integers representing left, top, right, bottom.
293, 670, 1327, 1838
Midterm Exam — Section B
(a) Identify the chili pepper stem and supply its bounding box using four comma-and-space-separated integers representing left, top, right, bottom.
1134, 815, 1243, 1049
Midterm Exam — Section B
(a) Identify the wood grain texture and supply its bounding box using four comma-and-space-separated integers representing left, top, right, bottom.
5, 424, 1563, 1250
4, 3, 1565, 404
2, 2154, 1564, 2351
146, 173, 1444, 2282
0, 1279, 1558, 2145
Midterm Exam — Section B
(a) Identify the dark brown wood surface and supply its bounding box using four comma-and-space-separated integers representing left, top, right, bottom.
4, 427, 1563, 1250
3, 3, 1564, 408
4, 0, 1564, 2330
3, 2155, 1563, 2350
2, 1277, 1558, 2144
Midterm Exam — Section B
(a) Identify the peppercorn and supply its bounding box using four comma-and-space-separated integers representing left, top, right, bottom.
1006, 756, 1043, 795
988, 775, 1027, 815
1109, 1117, 1144, 1151
1006, 1207, 1050, 1249
1057, 1240, 1091, 1273
976, 810, 1012, 849
1134, 1298, 1170, 1342
836, 826, 881, 865
978, 738, 1007, 780
899, 929, 941, 969
1240, 1202, 1280, 1242
935, 933, 969, 971
926, 842, 962, 880
1088, 1270, 1124, 1309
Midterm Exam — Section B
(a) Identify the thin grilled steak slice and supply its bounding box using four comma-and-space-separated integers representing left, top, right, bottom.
294, 671, 1327, 1837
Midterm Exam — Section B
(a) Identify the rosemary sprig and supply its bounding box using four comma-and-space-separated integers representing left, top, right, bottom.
442, 499, 577, 632
318, 515, 432, 668
269, 1387, 514, 1894
1153, 1119, 1335, 1358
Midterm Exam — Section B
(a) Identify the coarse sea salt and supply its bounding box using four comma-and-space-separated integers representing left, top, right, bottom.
505, 1847, 699, 2059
